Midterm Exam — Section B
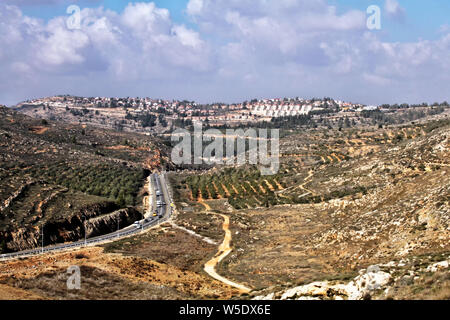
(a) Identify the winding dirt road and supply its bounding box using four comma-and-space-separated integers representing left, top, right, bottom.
200, 201, 251, 293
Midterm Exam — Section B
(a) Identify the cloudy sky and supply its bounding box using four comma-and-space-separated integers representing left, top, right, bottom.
1, 0, 449, 106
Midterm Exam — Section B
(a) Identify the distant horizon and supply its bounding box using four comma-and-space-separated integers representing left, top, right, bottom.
1, 1, 449, 106
8, 93, 449, 109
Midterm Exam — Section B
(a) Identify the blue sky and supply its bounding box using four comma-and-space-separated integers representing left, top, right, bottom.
1, 0, 449, 106
330, 0, 450, 41
18, 0, 450, 42
21, 0, 192, 25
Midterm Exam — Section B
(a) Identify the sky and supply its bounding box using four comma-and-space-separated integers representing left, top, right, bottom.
0, 0, 449, 106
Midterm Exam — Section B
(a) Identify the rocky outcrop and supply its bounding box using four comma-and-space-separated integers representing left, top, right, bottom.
0, 181, 35, 213
85, 208, 142, 238
253, 257, 450, 300
0, 202, 142, 253
0, 227, 41, 253
253, 266, 391, 300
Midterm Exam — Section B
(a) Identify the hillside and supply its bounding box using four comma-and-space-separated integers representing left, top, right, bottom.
15, 96, 449, 134
170, 118, 449, 299
0, 106, 166, 253
0, 104, 448, 300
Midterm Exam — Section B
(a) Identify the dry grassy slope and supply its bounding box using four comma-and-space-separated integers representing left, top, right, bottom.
216, 124, 449, 294
1, 105, 448, 299
0, 215, 241, 300
15, 102, 170, 134
0, 284, 45, 300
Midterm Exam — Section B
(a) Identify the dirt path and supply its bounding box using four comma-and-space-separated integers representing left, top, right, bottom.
286, 169, 316, 196
169, 221, 218, 245
200, 201, 251, 293
276, 169, 315, 195
300, 170, 316, 195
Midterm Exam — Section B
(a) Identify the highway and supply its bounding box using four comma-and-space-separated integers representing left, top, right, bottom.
0, 172, 173, 261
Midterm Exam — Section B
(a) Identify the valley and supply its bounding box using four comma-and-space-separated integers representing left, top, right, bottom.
0, 100, 448, 300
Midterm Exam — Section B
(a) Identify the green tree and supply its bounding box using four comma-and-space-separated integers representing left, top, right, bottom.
0, 239, 8, 254
117, 193, 126, 207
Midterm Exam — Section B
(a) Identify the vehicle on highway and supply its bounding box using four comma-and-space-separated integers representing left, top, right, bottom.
1, 172, 173, 261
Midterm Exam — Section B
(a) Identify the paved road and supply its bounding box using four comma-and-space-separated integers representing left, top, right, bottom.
0, 172, 173, 261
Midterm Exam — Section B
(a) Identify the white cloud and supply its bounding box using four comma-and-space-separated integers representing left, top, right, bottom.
384, 0, 406, 20
36, 18, 90, 66
0, 2, 213, 104
186, 0, 204, 16
121, 2, 171, 37
185, 0, 449, 104
0, 1, 449, 106
172, 25, 204, 48
439, 24, 450, 34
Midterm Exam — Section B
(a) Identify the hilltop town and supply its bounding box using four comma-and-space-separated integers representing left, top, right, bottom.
15, 95, 449, 134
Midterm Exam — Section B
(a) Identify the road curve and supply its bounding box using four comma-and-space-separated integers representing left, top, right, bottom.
0, 172, 173, 261
201, 202, 251, 293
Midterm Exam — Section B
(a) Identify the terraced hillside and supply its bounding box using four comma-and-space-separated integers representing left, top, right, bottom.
176, 119, 450, 210
0, 106, 165, 253
1, 103, 448, 300
170, 118, 449, 299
